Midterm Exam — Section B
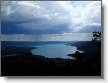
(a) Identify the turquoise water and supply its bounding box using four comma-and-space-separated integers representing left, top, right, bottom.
31, 44, 77, 59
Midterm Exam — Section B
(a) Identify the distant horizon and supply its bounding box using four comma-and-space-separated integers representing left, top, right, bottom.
2, 33, 93, 41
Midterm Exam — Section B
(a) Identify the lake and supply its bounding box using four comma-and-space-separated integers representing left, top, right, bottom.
31, 44, 77, 59
2, 41, 78, 59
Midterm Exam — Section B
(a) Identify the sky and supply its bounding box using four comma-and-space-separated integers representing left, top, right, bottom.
1, 1, 101, 41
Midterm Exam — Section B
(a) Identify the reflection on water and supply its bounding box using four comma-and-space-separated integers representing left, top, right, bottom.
31, 44, 77, 59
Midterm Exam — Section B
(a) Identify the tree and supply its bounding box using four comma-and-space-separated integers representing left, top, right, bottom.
92, 32, 101, 41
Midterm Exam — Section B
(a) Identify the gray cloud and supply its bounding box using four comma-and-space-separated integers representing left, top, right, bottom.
2, 1, 101, 34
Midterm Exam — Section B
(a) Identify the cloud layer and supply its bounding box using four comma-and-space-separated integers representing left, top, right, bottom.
2, 1, 101, 34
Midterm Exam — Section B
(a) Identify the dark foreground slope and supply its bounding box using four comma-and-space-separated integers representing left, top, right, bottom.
1, 41, 101, 76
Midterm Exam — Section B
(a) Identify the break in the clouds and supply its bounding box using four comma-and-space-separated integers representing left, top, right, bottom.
1, 1, 101, 34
